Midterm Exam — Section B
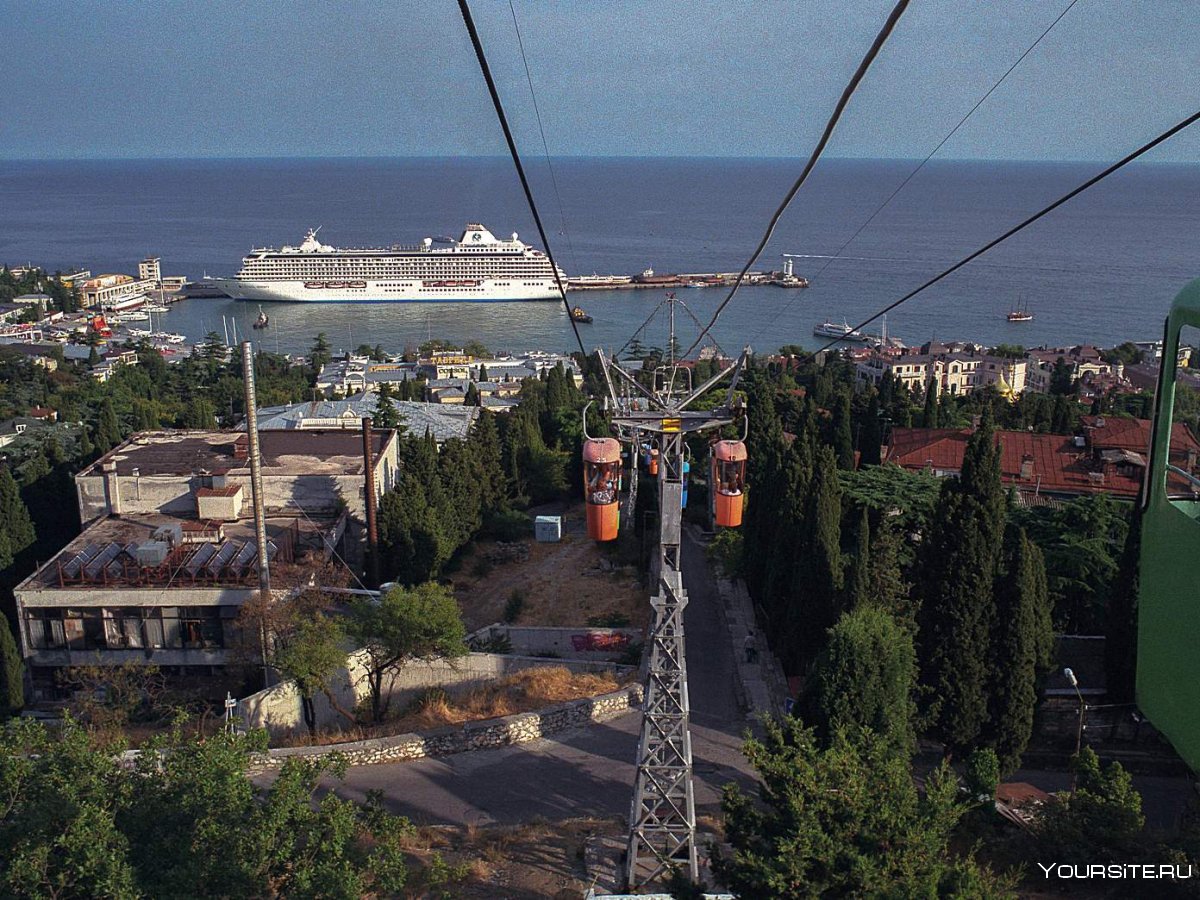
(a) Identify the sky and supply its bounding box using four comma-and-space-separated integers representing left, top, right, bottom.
1, 0, 1199, 162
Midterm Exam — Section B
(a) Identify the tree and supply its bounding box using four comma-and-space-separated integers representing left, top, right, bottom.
344, 582, 466, 722
985, 525, 1053, 773
464, 382, 480, 407
922, 378, 940, 428
832, 392, 854, 470
0, 465, 36, 566
180, 397, 216, 429
806, 606, 917, 756
94, 398, 123, 453
1105, 505, 1141, 704
308, 332, 332, 376
799, 445, 843, 660
711, 717, 1010, 898
272, 614, 349, 735
1032, 748, 1145, 864
1049, 357, 1075, 395
372, 382, 401, 430
848, 508, 871, 609
87, 343, 101, 367
0, 621, 23, 716
859, 391, 883, 466
916, 411, 1005, 755
470, 410, 507, 515
477, 362, 488, 382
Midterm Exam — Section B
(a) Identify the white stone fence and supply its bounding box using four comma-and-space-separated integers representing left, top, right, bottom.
238, 649, 631, 736
245, 683, 642, 771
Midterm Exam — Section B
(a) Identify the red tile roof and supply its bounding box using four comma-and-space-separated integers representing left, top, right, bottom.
885, 418, 1200, 498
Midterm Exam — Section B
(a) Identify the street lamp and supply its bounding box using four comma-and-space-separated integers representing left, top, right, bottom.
1064, 667, 1086, 790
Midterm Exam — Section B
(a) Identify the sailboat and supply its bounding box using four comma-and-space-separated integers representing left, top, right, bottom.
1006, 298, 1033, 322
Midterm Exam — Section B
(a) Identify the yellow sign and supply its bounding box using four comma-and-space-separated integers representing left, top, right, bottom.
662, 418, 682, 433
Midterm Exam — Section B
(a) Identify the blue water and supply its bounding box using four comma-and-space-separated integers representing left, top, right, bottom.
1, 157, 1197, 355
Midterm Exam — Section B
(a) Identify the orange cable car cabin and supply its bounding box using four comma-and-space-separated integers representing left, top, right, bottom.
711, 440, 747, 527
583, 437, 622, 541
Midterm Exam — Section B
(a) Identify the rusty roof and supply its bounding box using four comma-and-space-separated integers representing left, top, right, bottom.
83, 429, 393, 478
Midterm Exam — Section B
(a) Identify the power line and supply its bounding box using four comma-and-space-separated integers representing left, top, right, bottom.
508, 0, 578, 275
679, 0, 911, 361
750, 0, 1079, 347
815, 107, 1200, 355
456, 0, 586, 356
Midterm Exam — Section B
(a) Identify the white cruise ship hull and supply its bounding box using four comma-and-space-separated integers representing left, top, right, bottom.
206, 276, 561, 303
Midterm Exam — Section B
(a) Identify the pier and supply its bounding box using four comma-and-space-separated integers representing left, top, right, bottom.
565, 269, 808, 291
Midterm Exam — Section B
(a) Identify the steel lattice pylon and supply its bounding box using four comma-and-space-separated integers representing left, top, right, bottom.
592, 334, 748, 890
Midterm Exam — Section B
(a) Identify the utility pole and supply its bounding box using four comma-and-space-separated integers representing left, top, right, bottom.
242, 340, 272, 689
594, 306, 748, 889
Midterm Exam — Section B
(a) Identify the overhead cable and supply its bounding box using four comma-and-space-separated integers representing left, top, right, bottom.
751, 0, 1080, 347
457, 0, 586, 355
815, 108, 1200, 354
508, 0, 578, 274
679, 0, 912, 360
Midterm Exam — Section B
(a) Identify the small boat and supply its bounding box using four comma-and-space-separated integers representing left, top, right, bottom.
253, 306, 269, 329
1007, 298, 1033, 322
570, 306, 593, 324
813, 319, 868, 342
142, 304, 169, 313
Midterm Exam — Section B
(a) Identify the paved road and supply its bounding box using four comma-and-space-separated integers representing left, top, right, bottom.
326, 531, 755, 827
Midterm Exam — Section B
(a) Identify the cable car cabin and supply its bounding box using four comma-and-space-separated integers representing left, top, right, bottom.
711, 440, 747, 528
681, 459, 690, 509
583, 437, 621, 541
1138, 277, 1200, 774
648, 447, 659, 476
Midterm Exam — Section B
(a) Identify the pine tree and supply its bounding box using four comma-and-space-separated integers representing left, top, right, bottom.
922, 379, 939, 428
807, 605, 917, 756
833, 392, 855, 470
859, 392, 883, 466
849, 508, 871, 609
0, 620, 24, 716
986, 525, 1052, 773
308, 332, 332, 376
0, 466, 36, 564
464, 382, 480, 407
916, 411, 1005, 755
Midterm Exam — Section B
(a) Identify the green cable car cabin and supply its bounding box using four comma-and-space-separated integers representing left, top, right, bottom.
1139, 277, 1200, 773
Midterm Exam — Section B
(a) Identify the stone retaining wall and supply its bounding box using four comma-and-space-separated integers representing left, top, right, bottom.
246, 683, 642, 771
468, 623, 643, 660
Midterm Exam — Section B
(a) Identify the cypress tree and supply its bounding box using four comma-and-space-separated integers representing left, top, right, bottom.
833, 392, 854, 470
1105, 505, 1141, 704
807, 605, 917, 756
0, 466, 35, 564
464, 382, 480, 407
916, 411, 1004, 755
849, 508, 871, 609
800, 445, 844, 661
986, 526, 1051, 773
94, 398, 123, 454
859, 392, 883, 466
469, 410, 507, 514
0, 619, 25, 716
922, 379, 939, 428
372, 383, 401, 430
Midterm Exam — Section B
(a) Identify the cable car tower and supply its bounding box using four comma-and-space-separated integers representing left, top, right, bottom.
584, 294, 749, 888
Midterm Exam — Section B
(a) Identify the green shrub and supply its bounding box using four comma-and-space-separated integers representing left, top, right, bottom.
587, 612, 631, 628
503, 589, 526, 623
483, 509, 532, 542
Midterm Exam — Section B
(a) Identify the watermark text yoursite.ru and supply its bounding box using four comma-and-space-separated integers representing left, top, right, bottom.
1039, 863, 1194, 880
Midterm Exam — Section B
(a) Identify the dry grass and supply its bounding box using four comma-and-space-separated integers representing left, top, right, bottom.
277, 666, 624, 748
451, 504, 648, 630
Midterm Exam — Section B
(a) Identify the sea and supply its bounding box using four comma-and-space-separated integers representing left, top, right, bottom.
1, 156, 1197, 357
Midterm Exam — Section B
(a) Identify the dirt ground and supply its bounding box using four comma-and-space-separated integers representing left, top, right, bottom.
450, 504, 649, 632
400, 815, 727, 899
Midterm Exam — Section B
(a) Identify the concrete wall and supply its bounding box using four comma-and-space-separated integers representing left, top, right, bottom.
239, 649, 630, 735
243, 684, 641, 771
469, 624, 642, 661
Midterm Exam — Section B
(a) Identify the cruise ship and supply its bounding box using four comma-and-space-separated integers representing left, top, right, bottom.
206, 224, 567, 303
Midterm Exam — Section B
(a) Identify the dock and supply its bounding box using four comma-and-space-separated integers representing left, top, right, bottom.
565, 270, 808, 291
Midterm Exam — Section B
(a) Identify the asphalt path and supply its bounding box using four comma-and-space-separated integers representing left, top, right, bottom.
322, 530, 755, 827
